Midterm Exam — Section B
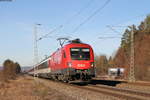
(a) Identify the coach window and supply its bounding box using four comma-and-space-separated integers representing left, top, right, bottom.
44, 61, 48, 68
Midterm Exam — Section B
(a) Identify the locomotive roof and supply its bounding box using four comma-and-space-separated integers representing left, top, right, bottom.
64, 42, 90, 47
49, 42, 91, 58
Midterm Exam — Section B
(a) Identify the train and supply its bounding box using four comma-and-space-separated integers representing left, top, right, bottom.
108, 68, 125, 79
28, 39, 95, 82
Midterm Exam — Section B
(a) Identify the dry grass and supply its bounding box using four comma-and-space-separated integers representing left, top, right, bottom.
116, 83, 150, 93
0, 76, 73, 100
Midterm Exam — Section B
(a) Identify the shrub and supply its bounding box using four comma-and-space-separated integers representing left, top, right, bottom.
0, 59, 22, 82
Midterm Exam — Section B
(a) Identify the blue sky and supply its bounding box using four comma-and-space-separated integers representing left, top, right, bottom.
0, 0, 150, 66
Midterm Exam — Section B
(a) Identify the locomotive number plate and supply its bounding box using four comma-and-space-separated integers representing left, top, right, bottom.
77, 64, 85, 67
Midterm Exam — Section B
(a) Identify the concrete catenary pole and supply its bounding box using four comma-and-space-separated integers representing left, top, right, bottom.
33, 24, 41, 81
129, 25, 135, 82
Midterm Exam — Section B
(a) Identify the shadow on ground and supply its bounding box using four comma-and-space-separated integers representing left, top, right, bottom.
89, 79, 126, 86
71, 79, 126, 86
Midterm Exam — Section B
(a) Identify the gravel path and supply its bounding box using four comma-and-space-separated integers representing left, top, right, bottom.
35, 77, 123, 100
116, 83, 150, 93
2, 75, 149, 100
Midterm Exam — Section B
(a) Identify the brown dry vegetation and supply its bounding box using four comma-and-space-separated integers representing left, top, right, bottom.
134, 32, 150, 81
95, 55, 109, 75
0, 76, 74, 100
0, 59, 74, 100
0, 59, 21, 83
95, 15, 150, 81
113, 16, 150, 81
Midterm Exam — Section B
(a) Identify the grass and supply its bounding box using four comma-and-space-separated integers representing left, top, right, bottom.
0, 76, 73, 100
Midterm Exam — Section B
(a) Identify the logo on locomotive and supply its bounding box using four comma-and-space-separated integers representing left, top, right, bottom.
77, 64, 85, 67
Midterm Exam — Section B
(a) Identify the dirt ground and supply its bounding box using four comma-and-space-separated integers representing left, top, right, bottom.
0, 75, 120, 100
0, 76, 74, 100
116, 83, 150, 93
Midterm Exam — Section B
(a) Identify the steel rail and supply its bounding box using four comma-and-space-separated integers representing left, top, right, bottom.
29, 75, 150, 100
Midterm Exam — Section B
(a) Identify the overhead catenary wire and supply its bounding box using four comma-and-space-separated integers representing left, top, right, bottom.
99, 14, 147, 34
97, 14, 147, 40
112, 14, 146, 26
36, 1, 96, 61
64, 0, 95, 25
38, 0, 95, 40
106, 25, 122, 34
37, 25, 63, 41
105, 14, 147, 33
72, 0, 111, 33
98, 36, 121, 39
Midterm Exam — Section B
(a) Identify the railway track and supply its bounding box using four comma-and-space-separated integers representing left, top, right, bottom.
127, 82, 150, 87
68, 83, 150, 100
82, 85, 150, 100
31, 76, 150, 100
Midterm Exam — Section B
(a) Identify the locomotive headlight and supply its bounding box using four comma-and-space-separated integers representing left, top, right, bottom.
67, 62, 72, 67
91, 62, 94, 67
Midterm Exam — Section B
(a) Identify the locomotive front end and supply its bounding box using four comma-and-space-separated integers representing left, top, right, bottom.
66, 44, 95, 81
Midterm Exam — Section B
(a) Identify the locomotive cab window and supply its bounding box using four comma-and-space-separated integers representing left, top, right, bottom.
70, 48, 90, 60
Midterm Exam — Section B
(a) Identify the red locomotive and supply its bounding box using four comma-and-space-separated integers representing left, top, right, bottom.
29, 39, 95, 82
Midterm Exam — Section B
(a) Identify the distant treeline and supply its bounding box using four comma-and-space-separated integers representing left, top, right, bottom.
0, 59, 21, 82
95, 15, 150, 81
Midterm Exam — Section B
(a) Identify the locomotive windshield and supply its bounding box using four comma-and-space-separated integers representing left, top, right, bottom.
70, 48, 90, 60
